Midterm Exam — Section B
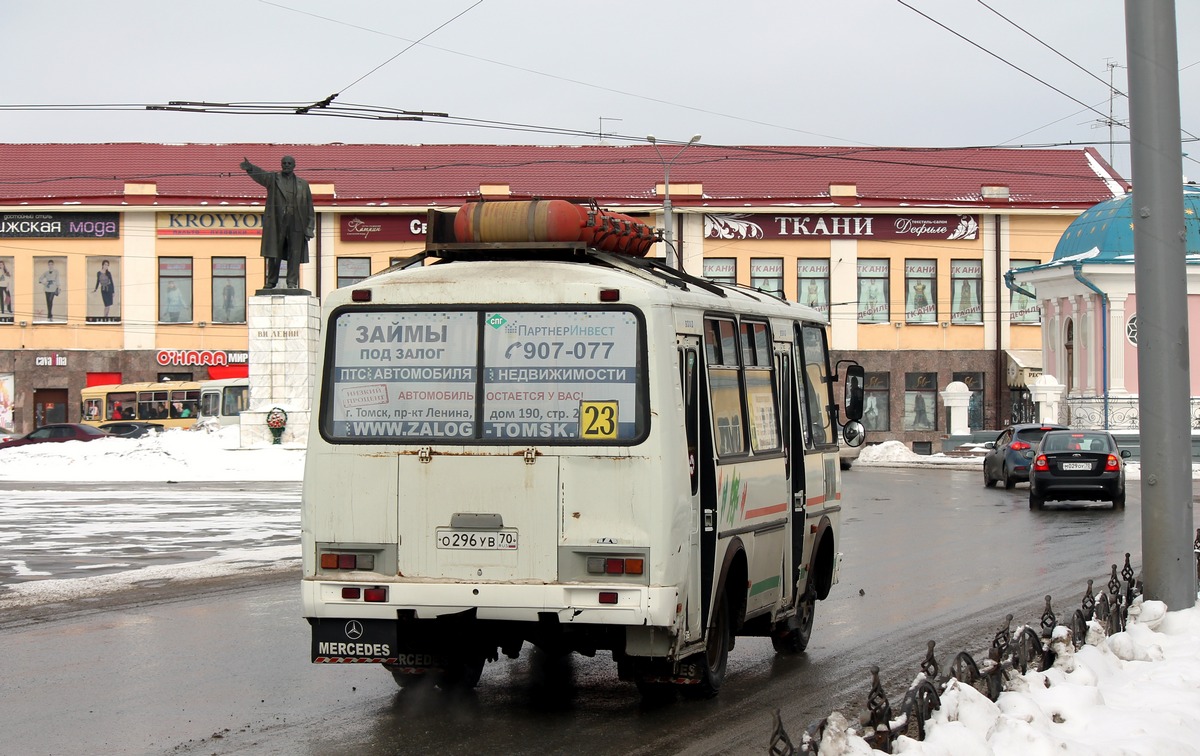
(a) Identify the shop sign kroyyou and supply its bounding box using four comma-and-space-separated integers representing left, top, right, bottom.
704, 213, 979, 241
340, 214, 427, 242
1, 212, 119, 239
157, 212, 262, 237
156, 350, 249, 366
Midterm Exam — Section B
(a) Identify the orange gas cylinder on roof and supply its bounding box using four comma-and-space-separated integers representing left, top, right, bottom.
453, 200, 657, 257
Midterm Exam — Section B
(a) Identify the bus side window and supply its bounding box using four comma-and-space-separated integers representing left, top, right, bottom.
705, 317, 745, 457
798, 324, 833, 447
680, 347, 700, 495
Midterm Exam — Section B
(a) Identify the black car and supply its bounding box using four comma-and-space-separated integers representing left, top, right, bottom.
1028, 430, 1131, 509
99, 421, 164, 438
982, 422, 1068, 489
0, 423, 111, 448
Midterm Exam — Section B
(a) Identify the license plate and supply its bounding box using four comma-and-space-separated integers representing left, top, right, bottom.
435, 528, 518, 550
1061, 462, 1092, 471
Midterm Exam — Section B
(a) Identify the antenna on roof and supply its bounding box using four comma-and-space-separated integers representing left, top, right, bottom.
598, 117, 623, 145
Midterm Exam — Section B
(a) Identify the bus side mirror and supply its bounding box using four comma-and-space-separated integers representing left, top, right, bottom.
842, 420, 866, 448
842, 364, 865, 421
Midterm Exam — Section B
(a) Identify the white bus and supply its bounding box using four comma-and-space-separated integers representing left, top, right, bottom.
302, 200, 865, 698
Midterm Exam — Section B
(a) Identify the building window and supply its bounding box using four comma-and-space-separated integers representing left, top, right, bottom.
750, 259, 784, 298
212, 257, 246, 324
904, 259, 936, 323
0, 256, 13, 325
797, 259, 829, 315
86, 256, 120, 323
34, 255, 67, 323
950, 260, 982, 324
158, 257, 193, 323
702, 258, 737, 284
1010, 260, 1041, 323
952, 371, 985, 429
857, 259, 889, 323
337, 257, 372, 288
388, 255, 425, 270
863, 372, 890, 431
904, 372, 937, 431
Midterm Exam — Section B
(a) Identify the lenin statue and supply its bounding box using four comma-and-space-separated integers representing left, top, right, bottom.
240, 156, 314, 291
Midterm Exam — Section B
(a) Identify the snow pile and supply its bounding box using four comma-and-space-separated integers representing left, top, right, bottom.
0, 425, 304, 482
815, 599, 1200, 755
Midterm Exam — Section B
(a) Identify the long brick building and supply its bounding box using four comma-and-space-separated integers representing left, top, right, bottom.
0, 143, 1127, 446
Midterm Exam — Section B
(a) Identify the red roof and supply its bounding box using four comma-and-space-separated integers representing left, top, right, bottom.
0, 143, 1128, 209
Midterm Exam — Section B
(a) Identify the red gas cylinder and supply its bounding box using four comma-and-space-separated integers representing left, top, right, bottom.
454, 200, 657, 257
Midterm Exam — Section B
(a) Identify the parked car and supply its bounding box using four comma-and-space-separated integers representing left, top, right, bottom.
982, 422, 1068, 489
0, 423, 111, 448
99, 421, 165, 438
838, 441, 861, 470
1028, 430, 1131, 509
0, 426, 19, 443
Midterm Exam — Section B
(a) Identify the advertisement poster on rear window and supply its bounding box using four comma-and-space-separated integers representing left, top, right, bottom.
327, 309, 642, 443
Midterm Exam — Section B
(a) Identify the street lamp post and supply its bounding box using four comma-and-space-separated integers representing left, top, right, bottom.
647, 134, 701, 270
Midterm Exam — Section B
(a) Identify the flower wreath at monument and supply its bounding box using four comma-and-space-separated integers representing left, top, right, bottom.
266, 407, 288, 443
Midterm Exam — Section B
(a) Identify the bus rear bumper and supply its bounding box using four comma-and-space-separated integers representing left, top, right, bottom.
302, 579, 679, 628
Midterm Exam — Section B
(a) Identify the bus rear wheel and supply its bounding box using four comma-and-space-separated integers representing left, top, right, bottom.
680, 593, 730, 700
771, 595, 815, 655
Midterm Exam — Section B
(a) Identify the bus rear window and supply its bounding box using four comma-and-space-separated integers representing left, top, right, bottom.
324, 308, 646, 444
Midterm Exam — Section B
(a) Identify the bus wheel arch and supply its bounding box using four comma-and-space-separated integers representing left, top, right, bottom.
808, 517, 837, 601
715, 539, 749, 636
681, 540, 746, 699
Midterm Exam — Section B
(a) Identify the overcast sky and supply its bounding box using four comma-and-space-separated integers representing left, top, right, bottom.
3, 1, 1198, 179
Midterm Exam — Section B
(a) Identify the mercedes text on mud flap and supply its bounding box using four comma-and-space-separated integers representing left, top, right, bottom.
301, 200, 866, 698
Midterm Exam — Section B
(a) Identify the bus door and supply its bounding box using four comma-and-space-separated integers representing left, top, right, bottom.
779, 348, 806, 607
678, 338, 710, 637
795, 323, 837, 521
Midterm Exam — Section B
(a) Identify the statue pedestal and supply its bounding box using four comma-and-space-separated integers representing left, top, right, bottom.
240, 293, 320, 447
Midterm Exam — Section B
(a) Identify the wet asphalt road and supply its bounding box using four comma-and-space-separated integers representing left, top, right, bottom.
1, 469, 1196, 755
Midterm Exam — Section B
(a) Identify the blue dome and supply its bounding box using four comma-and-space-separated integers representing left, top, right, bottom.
1053, 184, 1200, 261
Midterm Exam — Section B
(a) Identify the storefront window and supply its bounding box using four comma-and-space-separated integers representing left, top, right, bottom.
1010, 260, 1041, 323
953, 371, 985, 429
85, 256, 120, 324
797, 259, 829, 315
212, 257, 246, 324
34, 256, 67, 323
158, 257, 193, 324
702, 258, 737, 284
0, 256, 15, 325
863, 372, 890, 431
904, 259, 937, 323
857, 259, 889, 323
904, 372, 937, 431
950, 260, 982, 324
750, 259, 784, 298
337, 257, 372, 288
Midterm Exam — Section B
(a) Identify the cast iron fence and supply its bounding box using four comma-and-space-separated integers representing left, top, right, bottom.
769, 554, 1145, 754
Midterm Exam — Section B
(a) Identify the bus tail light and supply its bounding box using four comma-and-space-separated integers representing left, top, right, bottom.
586, 556, 644, 575
320, 551, 375, 571
598, 592, 618, 604
341, 587, 361, 600
364, 587, 388, 602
